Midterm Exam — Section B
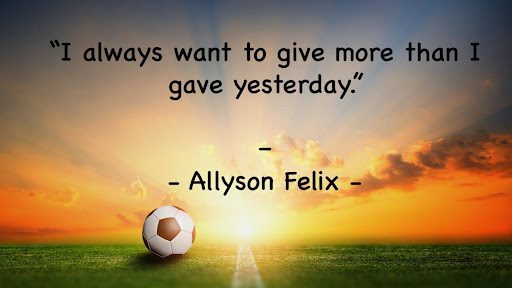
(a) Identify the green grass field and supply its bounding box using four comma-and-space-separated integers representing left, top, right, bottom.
0, 244, 511, 287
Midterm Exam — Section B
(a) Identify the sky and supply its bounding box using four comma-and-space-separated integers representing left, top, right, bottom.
0, 0, 511, 244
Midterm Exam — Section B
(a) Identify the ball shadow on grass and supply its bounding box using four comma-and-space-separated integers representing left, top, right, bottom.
131, 252, 185, 267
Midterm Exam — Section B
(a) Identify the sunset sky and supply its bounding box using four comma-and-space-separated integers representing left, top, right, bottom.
0, 0, 511, 244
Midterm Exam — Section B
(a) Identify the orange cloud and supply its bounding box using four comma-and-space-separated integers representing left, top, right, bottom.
350, 130, 512, 196
274, 132, 344, 168
461, 192, 510, 202
133, 210, 149, 222
0, 226, 67, 237
413, 130, 512, 176
161, 192, 190, 210
352, 153, 423, 195
481, 77, 496, 89
130, 177, 148, 199
263, 132, 345, 177
115, 213, 137, 227
44, 186, 79, 206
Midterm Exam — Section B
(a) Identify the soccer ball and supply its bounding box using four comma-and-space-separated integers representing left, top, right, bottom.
142, 205, 196, 257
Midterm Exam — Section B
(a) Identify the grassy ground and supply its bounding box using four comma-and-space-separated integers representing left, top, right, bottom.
0, 244, 511, 287
254, 245, 512, 287
0, 245, 236, 288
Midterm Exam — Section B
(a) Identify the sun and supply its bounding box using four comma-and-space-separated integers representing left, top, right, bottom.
235, 222, 254, 240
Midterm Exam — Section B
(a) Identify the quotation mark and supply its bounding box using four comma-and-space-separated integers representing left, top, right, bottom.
50, 40, 60, 48
346, 72, 364, 96
49, 40, 71, 61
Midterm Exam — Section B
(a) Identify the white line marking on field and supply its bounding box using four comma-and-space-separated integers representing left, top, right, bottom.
231, 244, 265, 288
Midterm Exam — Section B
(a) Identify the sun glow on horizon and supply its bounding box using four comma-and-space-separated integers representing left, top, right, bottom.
235, 222, 255, 240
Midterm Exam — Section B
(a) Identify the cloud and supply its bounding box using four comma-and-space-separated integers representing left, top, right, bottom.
115, 213, 137, 227
37, 228, 66, 234
161, 192, 190, 211
130, 177, 148, 199
133, 210, 149, 221
412, 130, 512, 176
0, 226, 67, 236
266, 132, 344, 175
461, 192, 510, 202
455, 182, 479, 187
481, 77, 496, 89
350, 153, 423, 196
45, 186, 79, 206
350, 130, 512, 196
275, 132, 344, 168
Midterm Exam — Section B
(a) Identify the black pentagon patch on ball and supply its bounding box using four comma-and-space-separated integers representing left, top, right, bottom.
157, 217, 181, 241
142, 234, 150, 250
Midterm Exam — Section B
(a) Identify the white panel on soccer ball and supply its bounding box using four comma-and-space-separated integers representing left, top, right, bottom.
148, 235, 173, 257
153, 205, 179, 220
174, 210, 194, 232
171, 231, 192, 254
142, 214, 159, 239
